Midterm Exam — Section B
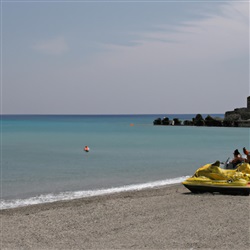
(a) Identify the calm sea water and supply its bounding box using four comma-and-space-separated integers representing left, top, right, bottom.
1, 114, 249, 209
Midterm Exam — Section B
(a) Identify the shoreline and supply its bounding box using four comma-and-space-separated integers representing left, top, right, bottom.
1, 184, 250, 249
1, 177, 188, 210
1, 183, 181, 212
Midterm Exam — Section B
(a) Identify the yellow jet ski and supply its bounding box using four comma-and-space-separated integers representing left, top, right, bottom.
182, 161, 250, 196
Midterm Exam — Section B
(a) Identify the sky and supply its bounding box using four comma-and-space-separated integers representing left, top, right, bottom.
1, 0, 249, 114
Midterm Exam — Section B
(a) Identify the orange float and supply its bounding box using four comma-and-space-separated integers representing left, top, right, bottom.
84, 146, 90, 152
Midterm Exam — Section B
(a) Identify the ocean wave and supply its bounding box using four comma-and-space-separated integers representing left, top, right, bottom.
0, 176, 189, 210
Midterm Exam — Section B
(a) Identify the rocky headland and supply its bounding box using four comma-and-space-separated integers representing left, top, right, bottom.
154, 96, 250, 127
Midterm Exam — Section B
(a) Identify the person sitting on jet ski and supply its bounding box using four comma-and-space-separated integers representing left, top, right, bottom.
232, 149, 245, 168
243, 147, 250, 163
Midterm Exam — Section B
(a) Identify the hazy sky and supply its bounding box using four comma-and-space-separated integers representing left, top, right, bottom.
1, 0, 249, 114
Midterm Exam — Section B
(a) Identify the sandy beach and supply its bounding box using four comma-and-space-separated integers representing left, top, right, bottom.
1, 184, 249, 250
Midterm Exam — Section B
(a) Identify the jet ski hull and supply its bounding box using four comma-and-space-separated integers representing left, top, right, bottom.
183, 183, 250, 196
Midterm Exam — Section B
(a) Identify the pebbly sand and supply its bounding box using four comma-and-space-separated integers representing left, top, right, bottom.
1, 184, 250, 250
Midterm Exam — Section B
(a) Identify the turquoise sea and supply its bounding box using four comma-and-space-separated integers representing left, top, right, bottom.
1, 114, 249, 209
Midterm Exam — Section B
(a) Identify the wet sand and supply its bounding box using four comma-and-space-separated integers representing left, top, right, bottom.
1, 184, 250, 249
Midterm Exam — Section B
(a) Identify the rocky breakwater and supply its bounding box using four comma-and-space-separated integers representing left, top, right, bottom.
153, 114, 224, 127
154, 97, 250, 127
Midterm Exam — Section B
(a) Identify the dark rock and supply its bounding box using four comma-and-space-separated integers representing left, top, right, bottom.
183, 120, 193, 126
162, 117, 170, 125
153, 118, 162, 125
223, 114, 240, 127
222, 119, 234, 127
193, 114, 205, 126
173, 118, 181, 125
205, 115, 223, 127
235, 119, 250, 127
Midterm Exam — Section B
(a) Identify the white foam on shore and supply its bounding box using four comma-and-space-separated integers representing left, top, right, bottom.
0, 176, 189, 210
